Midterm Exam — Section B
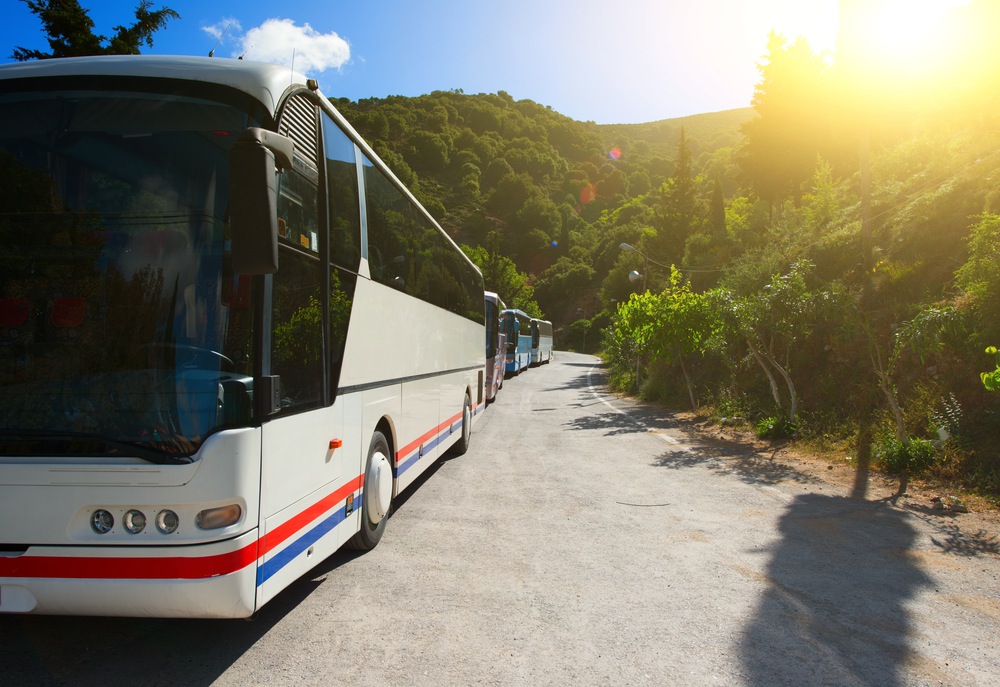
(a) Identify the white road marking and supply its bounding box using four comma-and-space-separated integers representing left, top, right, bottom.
585, 363, 681, 444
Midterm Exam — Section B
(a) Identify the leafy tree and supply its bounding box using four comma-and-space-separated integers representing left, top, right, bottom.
956, 213, 1000, 342
12, 0, 179, 60
486, 172, 533, 220
516, 195, 561, 242
407, 131, 450, 172
602, 292, 658, 392
724, 195, 769, 251
717, 260, 822, 424
462, 234, 540, 316
708, 177, 726, 238
653, 268, 721, 409
863, 305, 965, 445
533, 257, 596, 322
604, 269, 720, 404
857, 305, 966, 493
801, 157, 840, 235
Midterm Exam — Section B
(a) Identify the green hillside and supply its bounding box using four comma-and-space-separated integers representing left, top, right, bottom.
335, 92, 751, 320
332, 1, 1000, 498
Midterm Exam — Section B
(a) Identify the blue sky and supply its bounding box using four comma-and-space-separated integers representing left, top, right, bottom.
2, 1, 847, 124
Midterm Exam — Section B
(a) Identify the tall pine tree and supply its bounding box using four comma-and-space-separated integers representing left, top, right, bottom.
650, 128, 697, 271
737, 33, 833, 208
12, 0, 178, 60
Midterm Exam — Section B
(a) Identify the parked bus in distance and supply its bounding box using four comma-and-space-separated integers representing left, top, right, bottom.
500, 309, 532, 375
484, 292, 506, 402
0, 56, 485, 618
530, 319, 554, 366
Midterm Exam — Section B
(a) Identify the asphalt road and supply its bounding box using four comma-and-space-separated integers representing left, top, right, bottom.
4, 351, 999, 686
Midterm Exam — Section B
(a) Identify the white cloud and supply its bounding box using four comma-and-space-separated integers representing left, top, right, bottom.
202, 18, 243, 42
202, 18, 243, 57
237, 19, 351, 74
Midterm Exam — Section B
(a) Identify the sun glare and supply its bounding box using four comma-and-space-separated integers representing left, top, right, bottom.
841, 0, 971, 74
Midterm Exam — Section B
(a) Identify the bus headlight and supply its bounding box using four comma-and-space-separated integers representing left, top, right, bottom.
196, 504, 242, 530
90, 509, 114, 534
155, 509, 179, 534
123, 509, 147, 534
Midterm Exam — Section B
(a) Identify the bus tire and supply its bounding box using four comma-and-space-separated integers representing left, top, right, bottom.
348, 431, 392, 551
449, 393, 472, 457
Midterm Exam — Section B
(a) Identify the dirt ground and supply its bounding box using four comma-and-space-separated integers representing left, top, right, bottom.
672, 411, 1000, 540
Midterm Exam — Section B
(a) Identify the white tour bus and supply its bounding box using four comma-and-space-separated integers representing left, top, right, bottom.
0, 56, 485, 618
484, 291, 506, 402
529, 318, 553, 366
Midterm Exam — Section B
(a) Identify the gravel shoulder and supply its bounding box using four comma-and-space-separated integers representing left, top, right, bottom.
668, 409, 1000, 545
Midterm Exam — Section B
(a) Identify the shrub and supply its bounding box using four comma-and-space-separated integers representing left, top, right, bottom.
872, 434, 936, 474
929, 392, 962, 440
710, 388, 755, 421
755, 415, 798, 440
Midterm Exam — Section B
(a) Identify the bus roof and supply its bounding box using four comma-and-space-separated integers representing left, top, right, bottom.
0, 55, 308, 117
0, 55, 483, 281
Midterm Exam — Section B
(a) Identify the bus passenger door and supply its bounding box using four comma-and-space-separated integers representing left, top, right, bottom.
257, 241, 355, 607
255, 92, 361, 607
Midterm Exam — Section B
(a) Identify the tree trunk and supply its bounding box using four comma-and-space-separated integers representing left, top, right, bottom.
747, 339, 783, 411
876, 370, 908, 443
676, 346, 697, 410
864, 326, 911, 498
769, 352, 799, 423
860, 127, 873, 269
866, 340, 908, 443
749, 337, 798, 422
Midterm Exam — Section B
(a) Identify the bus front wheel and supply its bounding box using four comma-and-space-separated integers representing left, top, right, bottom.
349, 430, 392, 551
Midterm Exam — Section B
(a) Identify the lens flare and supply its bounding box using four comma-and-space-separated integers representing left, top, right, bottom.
579, 183, 597, 204
608, 147, 622, 160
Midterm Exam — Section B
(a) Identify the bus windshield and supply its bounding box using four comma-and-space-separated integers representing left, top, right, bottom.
0, 87, 261, 462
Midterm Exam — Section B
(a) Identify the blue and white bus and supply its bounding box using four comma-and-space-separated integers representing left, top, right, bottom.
500, 308, 532, 375
530, 318, 554, 365
484, 292, 506, 402
0, 55, 485, 618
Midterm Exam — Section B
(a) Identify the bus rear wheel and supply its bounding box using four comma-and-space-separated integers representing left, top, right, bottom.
349, 430, 392, 551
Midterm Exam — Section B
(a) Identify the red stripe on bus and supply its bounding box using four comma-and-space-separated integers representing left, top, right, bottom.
260, 475, 362, 555
397, 418, 453, 459
0, 476, 365, 581
0, 542, 258, 580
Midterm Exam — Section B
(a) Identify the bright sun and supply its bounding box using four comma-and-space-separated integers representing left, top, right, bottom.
840, 0, 971, 75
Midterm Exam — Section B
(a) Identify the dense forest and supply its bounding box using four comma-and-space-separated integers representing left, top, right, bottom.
333, 0, 1000, 498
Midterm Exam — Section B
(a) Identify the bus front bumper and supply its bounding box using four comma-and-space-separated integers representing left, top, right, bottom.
0, 529, 260, 618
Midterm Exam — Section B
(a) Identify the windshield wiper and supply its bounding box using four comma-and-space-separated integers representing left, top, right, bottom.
0, 430, 193, 465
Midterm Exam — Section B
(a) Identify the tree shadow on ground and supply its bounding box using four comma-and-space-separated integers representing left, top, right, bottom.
562, 405, 686, 438
653, 438, 820, 488
904, 507, 1000, 557
740, 493, 930, 687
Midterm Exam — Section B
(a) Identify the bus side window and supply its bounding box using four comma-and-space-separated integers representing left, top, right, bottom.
363, 154, 408, 290
321, 113, 361, 273
320, 113, 360, 393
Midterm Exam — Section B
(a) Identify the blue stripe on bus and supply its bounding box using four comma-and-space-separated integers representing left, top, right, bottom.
256, 408, 478, 586
394, 428, 453, 478
256, 501, 352, 586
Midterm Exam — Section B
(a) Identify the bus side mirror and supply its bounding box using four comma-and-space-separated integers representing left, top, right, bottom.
229, 128, 294, 275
